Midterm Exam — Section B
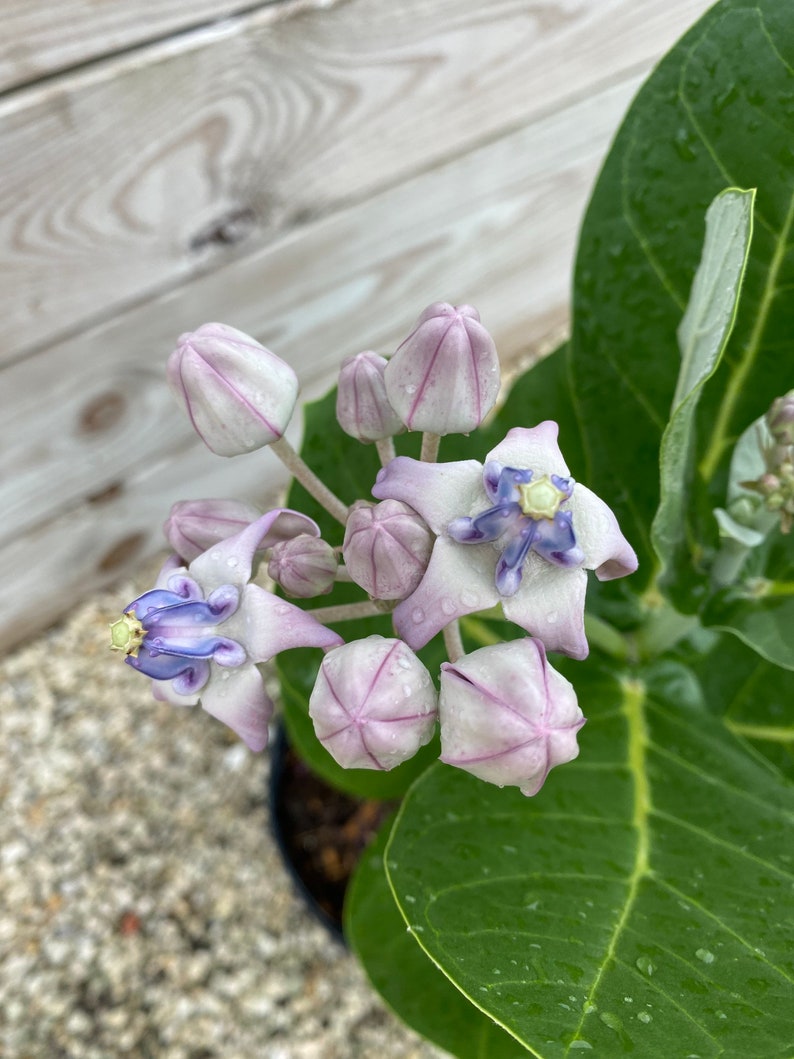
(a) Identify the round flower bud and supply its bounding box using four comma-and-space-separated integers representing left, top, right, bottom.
164, 500, 319, 563
343, 500, 433, 600
439, 638, 584, 796
268, 534, 338, 597
167, 322, 298, 456
309, 636, 438, 770
384, 302, 500, 435
767, 391, 794, 446
336, 351, 405, 442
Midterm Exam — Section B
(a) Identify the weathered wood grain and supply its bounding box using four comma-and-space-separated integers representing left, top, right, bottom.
0, 75, 635, 648
0, 0, 711, 367
0, 0, 282, 93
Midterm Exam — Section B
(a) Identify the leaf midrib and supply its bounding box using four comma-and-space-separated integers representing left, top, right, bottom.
565, 677, 650, 1054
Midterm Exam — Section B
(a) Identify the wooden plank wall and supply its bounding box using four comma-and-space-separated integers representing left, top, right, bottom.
1, 0, 712, 650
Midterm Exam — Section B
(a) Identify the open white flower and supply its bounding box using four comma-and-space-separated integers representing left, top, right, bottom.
372, 422, 637, 658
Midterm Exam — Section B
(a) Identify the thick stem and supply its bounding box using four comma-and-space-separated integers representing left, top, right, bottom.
271, 435, 349, 526
334, 566, 354, 582
375, 437, 396, 467
443, 620, 465, 663
420, 432, 441, 463
307, 600, 393, 623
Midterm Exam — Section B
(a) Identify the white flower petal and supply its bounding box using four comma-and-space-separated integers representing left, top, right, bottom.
501, 558, 589, 659
393, 537, 499, 650
568, 484, 638, 580
372, 456, 483, 533
227, 584, 342, 663
487, 423, 570, 477
200, 663, 274, 751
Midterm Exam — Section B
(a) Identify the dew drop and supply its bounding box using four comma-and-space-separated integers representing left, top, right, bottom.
569, 1042, 593, 1051
695, 949, 715, 964
411, 607, 425, 624
226, 557, 238, 568
635, 955, 654, 976
405, 384, 417, 394
546, 610, 559, 624
637, 1011, 652, 1024
441, 596, 456, 615
461, 589, 479, 607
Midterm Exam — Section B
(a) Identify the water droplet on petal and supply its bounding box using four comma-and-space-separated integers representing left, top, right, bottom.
546, 610, 559, 624
411, 607, 425, 624
441, 597, 456, 615
226, 557, 238, 568
461, 589, 478, 608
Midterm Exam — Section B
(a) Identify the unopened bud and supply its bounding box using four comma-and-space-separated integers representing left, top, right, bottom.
336, 351, 404, 442
343, 500, 433, 599
167, 323, 298, 456
164, 500, 318, 563
309, 636, 438, 770
268, 534, 338, 597
384, 303, 500, 434
439, 638, 584, 796
767, 390, 794, 446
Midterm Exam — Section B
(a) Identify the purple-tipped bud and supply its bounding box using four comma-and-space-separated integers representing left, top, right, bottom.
439, 638, 585, 796
167, 323, 298, 456
767, 390, 794, 446
343, 500, 433, 600
309, 636, 437, 770
268, 534, 338, 597
384, 302, 500, 435
164, 500, 319, 563
164, 498, 261, 562
336, 351, 405, 442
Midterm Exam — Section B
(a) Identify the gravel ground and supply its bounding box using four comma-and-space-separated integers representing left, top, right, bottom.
0, 559, 446, 1059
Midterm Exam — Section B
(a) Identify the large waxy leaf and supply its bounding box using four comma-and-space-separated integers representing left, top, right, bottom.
386, 660, 794, 1057
651, 188, 754, 587
570, 0, 794, 595
686, 631, 794, 780
345, 816, 526, 1059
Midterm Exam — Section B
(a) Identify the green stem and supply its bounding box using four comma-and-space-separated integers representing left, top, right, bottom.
271, 436, 349, 526
635, 602, 699, 659
583, 614, 630, 662
442, 620, 464, 663
307, 600, 393, 623
420, 432, 441, 463
376, 437, 396, 467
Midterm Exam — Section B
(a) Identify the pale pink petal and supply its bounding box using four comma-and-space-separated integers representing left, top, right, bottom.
189, 510, 316, 592
227, 583, 342, 663
486, 423, 570, 477
393, 538, 499, 650
154, 554, 187, 589
258, 509, 321, 549
501, 558, 589, 659
200, 663, 274, 751
372, 456, 484, 533
568, 484, 638, 580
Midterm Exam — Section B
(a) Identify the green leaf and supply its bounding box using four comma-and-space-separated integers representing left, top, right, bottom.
345, 816, 526, 1059
686, 631, 794, 779
702, 532, 794, 671
570, 0, 794, 591
651, 188, 754, 588
386, 660, 794, 1057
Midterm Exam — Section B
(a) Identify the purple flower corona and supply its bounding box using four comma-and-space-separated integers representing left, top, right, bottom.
439, 638, 585, 796
373, 422, 637, 658
111, 510, 342, 751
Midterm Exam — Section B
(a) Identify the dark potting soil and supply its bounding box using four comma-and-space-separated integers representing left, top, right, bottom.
272, 739, 396, 936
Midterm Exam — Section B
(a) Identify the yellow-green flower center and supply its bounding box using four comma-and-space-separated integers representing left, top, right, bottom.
109, 612, 145, 656
517, 475, 568, 520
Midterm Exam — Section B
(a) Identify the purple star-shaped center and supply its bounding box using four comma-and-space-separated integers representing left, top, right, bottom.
447, 462, 584, 597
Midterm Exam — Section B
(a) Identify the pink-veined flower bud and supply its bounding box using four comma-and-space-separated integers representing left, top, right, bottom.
167, 323, 298, 456
309, 636, 438, 770
336, 351, 405, 442
439, 638, 585, 796
268, 534, 338, 597
767, 390, 794, 446
342, 500, 433, 600
164, 500, 319, 563
384, 302, 500, 435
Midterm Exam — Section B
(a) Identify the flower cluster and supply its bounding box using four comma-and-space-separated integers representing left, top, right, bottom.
114, 304, 637, 796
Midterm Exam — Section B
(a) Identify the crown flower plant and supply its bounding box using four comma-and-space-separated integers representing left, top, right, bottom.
111, 7, 794, 1050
